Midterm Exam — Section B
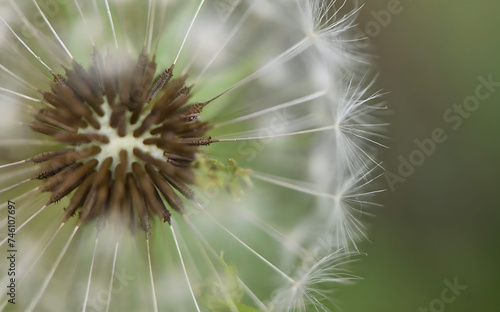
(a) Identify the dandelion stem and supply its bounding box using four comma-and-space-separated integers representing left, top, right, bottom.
192, 1, 254, 83
104, 0, 119, 49
243, 210, 311, 258
214, 90, 327, 127
91, 0, 104, 33
0, 87, 41, 102
0, 187, 39, 213
151, 0, 169, 54
146, 238, 159, 312
105, 242, 119, 312
0, 177, 33, 194
238, 278, 268, 311
183, 216, 269, 311
207, 37, 311, 102
251, 171, 337, 200
32, 0, 73, 59
0, 16, 55, 75
19, 221, 65, 283
0, 204, 46, 247
215, 124, 337, 142
27, 226, 79, 312
0, 139, 61, 146
192, 233, 240, 312
8, 0, 61, 65
145, 0, 156, 54
183, 0, 246, 76
174, 0, 206, 65
0, 64, 39, 91
170, 225, 201, 312
196, 203, 295, 284
82, 237, 99, 312
74, 0, 96, 46
0, 159, 28, 170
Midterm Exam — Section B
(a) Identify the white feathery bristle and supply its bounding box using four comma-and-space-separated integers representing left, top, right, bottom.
270, 250, 359, 312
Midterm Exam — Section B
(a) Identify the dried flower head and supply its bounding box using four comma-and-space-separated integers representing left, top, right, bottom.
0, 0, 385, 311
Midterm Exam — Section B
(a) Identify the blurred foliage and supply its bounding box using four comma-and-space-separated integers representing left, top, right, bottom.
200, 253, 259, 312
194, 156, 252, 200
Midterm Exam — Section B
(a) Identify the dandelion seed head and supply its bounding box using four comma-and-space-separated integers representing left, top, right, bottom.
0, 0, 384, 310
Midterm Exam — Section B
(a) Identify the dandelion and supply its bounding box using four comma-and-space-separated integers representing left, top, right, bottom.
0, 0, 385, 311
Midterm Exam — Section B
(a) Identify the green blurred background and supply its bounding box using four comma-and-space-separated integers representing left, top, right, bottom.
338, 1, 500, 311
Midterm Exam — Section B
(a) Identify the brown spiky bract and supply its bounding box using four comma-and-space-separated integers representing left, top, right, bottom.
30, 49, 214, 235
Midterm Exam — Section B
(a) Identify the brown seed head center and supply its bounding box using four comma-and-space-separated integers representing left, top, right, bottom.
30, 49, 214, 235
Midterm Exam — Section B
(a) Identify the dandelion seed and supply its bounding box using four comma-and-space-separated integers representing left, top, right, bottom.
270, 250, 361, 312
0, 0, 385, 311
